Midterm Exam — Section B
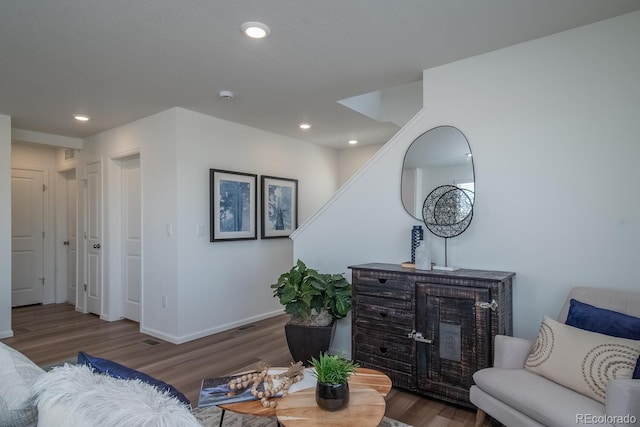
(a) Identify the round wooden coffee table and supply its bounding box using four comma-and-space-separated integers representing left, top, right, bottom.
217, 367, 391, 421
275, 384, 386, 427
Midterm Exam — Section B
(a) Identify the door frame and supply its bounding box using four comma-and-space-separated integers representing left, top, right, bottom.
103, 149, 143, 322
75, 149, 143, 322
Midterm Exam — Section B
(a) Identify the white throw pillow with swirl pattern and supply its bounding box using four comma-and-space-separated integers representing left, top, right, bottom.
525, 316, 640, 403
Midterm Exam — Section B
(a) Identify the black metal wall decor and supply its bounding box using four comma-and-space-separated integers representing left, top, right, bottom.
422, 184, 474, 266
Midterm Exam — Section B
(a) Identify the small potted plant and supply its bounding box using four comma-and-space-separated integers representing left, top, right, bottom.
271, 260, 352, 364
311, 352, 359, 411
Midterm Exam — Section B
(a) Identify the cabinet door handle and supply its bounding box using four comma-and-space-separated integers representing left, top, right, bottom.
408, 330, 433, 344
377, 278, 387, 284
379, 347, 388, 354
414, 332, 433, 344
475, 299, 498, 311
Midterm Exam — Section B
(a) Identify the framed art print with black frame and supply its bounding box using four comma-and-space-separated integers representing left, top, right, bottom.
210, 169, 257, 242
261, 175, 298, 239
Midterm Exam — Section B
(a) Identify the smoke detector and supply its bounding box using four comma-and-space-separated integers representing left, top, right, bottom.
218, 90, 234, 100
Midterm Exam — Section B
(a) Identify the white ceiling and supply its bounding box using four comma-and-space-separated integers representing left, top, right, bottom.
2, 1, 639, 149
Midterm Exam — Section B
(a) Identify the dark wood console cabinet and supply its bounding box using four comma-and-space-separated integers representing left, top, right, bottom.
349, 263, 514, 407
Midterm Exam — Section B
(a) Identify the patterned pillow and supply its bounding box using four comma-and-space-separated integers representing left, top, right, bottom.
566, 299, 640, 379
0, 342, 45, 426
525, 316, 640, 403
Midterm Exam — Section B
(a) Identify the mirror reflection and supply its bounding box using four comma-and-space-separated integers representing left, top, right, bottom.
401, 126, 474, 221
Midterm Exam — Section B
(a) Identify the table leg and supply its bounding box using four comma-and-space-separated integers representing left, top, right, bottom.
474, 408, 486, 427
218, 408, 226, 427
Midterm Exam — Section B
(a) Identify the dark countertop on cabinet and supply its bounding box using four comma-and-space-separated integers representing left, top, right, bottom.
349, 263, 515, 282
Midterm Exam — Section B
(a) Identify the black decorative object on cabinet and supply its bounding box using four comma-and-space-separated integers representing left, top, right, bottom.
349, 263, 514, 408
410, 225, 423, 263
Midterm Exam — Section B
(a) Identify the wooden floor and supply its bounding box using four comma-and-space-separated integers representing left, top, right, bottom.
2, 303, 488, 427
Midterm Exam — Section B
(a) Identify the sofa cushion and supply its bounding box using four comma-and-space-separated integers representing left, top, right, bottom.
0, 342, 44, 427
77, 351, 190, 406
473, 367, 606, 427
30, 364, 200, 427
566, 298, 640, 340
566, 298, 640, 379
525, 316, 640, 403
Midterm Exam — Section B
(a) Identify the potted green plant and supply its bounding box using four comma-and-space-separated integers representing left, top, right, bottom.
270, 259, 352, 365
311, 352, 359, 411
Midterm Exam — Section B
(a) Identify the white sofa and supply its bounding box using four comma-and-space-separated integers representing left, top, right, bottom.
470, 287, 640, 427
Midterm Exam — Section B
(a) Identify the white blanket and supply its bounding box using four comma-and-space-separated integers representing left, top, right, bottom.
30, 364, 200, 427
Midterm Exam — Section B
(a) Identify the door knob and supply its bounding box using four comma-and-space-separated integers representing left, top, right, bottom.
93, 243, 101, 249
63, 241, 70, 246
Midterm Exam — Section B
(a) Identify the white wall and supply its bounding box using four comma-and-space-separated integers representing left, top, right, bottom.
0, 115, 11, 338
84, 109, 180, 336
83, 107, 339, 343
337, 144, 384, 186
293, 11, 640, 355
12, 128, 83, 150
174, 109, 338, 340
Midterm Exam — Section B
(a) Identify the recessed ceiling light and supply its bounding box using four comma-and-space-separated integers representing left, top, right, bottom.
73, 114, 91, 122
241, 22, 271, 39
348, 140, 358, 145
218, 90, 234, 100
299, 123, 311, 130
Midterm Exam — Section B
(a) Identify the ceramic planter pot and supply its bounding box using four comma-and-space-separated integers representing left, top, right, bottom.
284, 322, 336, 366
315, 382, 349, 411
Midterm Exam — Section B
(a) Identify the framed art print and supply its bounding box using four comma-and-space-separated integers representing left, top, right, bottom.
210, 169, 257, 241
261, 175, 298, 239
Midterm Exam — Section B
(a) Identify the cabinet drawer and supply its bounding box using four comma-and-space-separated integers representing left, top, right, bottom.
355, 297, 413, 327
356, 295, 412, 311
354, 353, 414, 390
356, 276, 412, 300
355, 317, 413, 336
353, 333, 413, 364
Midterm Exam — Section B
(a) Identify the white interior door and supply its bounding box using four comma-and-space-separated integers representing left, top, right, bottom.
11, 168, 45, 307
65, 171, 77, 305
86, 161, 102, 315
122, 156, 141, 322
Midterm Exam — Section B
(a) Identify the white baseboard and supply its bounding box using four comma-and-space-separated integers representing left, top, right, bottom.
141, 309, 285, 345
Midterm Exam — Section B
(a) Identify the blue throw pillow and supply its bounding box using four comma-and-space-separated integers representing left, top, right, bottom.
77, 352, 190, 406
566, 299, 640, 379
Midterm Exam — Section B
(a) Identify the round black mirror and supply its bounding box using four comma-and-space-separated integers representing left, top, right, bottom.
401, 126, 474, 221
